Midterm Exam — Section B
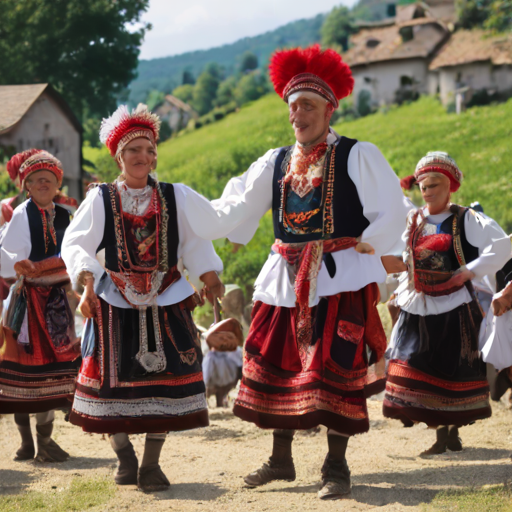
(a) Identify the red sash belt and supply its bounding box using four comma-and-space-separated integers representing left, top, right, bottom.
272, 237, 358, 366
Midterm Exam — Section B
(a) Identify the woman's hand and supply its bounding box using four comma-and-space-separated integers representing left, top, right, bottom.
381, 255, 407, 274
492, 282, 512, 317
78, 276, 97, 318
200, 271, 225, 305
14, 259, 36, 277
436, 269, 475, 292
355, 242, 375, 255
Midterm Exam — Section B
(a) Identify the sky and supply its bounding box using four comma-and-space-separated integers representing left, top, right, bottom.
137, 0, 355, 60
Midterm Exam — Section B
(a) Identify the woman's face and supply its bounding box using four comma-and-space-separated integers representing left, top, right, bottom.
119, 137, 157, 182
25, 170, 59, 208
419, 174, 451, 215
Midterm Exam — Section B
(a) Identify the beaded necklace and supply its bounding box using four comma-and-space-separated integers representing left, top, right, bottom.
38, 205, 57, 254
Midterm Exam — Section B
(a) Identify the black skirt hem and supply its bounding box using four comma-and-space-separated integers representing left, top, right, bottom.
69, 409, 209, 434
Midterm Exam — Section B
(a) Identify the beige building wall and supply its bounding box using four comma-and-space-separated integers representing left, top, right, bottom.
0, 91, 82, 199
351, 59, 429, 106
438, 63, 512, 104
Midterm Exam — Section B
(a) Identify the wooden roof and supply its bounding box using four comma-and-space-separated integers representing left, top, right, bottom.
0, 84, 47, 133
0, 84, 82, 135
344, 20, 449, 68
430, 30, 512, 69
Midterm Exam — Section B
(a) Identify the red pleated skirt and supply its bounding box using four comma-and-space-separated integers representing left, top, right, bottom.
234, 283, 387, 435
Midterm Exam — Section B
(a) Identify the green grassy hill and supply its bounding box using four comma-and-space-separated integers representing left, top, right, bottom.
86, 93, 512, 293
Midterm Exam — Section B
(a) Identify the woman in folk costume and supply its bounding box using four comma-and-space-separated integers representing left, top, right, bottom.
384, 152, 511, 455
0, 150, 80, 462
61, 105, 224, 492
182, 45, 411, 499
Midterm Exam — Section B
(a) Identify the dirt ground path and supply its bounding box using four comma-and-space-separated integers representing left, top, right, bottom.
1, 393, 511, 512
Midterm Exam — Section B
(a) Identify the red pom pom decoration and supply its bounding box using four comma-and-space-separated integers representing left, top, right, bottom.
400, 175, 417, 190
6, 148, 40, 184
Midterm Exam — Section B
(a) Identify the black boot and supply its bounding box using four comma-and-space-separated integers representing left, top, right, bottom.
35, 422, 70, 462
244, 429, 296, 487
318, 434, 351, 500
14, 414, 35, 461
420, 426, 448, 457
447, 425, 463, 451
138, 438, 170, 493
112, 441, 139, 485
491, 369, 512, 401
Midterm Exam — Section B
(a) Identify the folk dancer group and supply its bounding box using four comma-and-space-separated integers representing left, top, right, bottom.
0, 45, 510, 500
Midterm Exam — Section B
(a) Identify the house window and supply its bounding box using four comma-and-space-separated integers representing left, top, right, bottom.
400, 76, 414, 86
399, 26, 414, 43
366, 38, 380, 48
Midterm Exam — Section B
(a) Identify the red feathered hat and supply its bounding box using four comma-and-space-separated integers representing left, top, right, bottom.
6, 149, 63, 189
269, 44, 354, 108
100, 104, 161, 157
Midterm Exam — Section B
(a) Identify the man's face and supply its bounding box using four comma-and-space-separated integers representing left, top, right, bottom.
419, 174, 451, 214
288, 92, 333, 146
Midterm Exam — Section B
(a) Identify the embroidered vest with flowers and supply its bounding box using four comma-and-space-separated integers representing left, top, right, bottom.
408, 206, 479, 296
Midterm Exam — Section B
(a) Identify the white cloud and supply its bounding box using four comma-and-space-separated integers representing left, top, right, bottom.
138, 0, 355, 60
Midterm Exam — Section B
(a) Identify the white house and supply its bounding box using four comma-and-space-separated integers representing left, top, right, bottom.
345, 3, 450, 107
154, 95, 198, 136
0, 84, 83, 200
429, 30, 512, 105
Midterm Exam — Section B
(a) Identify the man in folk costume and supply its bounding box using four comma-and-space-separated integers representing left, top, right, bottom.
0, 150, 80, 462
183, 45, 411, 499
384, 152, 511, 455
61, 105, 224, 492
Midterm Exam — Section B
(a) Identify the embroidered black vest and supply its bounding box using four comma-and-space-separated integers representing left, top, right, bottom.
27, 200, 71, 262
97, 182, 179, 272
437, 207, 479, 270
272, 137, 369, 243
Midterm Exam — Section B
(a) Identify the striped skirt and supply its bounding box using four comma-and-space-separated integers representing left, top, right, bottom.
383, 300, 491, 427
234, 284, 387, 435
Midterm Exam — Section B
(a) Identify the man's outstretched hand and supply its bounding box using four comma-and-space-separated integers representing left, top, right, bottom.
381, 255, 407, 274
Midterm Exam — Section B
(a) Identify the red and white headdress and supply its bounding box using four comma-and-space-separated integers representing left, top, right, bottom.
269, 44, 354, 109
6, 149, 64, 189
414, 151, 463, 192
100, 103, 161, 157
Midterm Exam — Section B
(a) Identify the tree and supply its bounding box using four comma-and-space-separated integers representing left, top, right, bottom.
215, 76, 238, 107
485, 0, 512, 31
182, 69, 196, 85
192, 67, 221, 115
82, 117, 102, 148
146, 90, 165, 111
321, 5, 355, 51
234, 71, 269, 106
0, 0, 150, 120
172, 84, 194, 104
457, 0, 492, 28
239, 51, 259, 73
